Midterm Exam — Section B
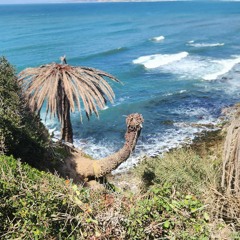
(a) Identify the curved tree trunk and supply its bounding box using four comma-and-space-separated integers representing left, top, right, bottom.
63, 113, 143, 182
95, 128, 141, 177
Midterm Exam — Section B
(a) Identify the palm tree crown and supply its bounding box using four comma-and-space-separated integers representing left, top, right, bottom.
18, 57, 120, 143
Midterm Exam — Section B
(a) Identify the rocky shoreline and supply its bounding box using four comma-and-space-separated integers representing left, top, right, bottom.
110, 103, 240, 192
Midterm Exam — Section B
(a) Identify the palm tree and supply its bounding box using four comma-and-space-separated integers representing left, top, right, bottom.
18, 56, 120, 143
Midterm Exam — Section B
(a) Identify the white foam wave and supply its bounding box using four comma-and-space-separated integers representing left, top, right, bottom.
179, 90, 187, 94
173, 107, 217, 125
74, 137, 118, 160
113, 96, 130, 106
187, 40, 224, 48
173, 106, 210, 118
203, 57, 240, 80
151, 35, 165, 42
133, 52, 189, 69
135, 52, 240, 81
163, 89, 187, 97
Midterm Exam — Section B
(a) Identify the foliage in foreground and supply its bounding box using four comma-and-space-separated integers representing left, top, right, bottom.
0, 155, 210, 239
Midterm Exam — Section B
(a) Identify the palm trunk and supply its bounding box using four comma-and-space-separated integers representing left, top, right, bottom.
55, 56, 74, 143
61, 94, 73, 143
95, 129, 141, 177
58, 81, 73, 143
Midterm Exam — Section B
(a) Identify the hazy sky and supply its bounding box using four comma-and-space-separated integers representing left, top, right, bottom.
0, 0, 232, 4
1, 0, 70, 3
0, 0, 61, 3
0, 0, 192, 4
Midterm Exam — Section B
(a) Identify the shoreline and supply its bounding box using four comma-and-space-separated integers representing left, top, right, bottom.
109, 104, 239, 189
112, 106, 232, 174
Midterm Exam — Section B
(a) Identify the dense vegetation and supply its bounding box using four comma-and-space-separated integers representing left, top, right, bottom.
0, 57, 49, 167
0, 155, 211, 239
0, 57, 239, 239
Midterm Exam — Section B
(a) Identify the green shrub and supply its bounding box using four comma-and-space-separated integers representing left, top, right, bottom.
123, 184, 209, 240
0, 155, 87, 239
0, 57, 49, 165
0, 56, 22, 153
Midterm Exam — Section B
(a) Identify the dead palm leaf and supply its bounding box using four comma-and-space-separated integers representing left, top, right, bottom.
18, 56, 120, 143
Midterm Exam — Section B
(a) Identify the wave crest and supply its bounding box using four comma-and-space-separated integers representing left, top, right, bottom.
134, 51, 240, 81
151, 35, 165, 42
133, 52, 189, 69
203, 57, 240, 80
187, 40, 224, 48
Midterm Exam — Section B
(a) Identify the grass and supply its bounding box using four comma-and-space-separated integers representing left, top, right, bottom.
127, 129, 239, 239
134, 147, 222, 195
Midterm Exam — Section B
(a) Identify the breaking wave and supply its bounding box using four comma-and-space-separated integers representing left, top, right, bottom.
133, 52, 189, 69
187, 40, 225, 48
133, 52, 240, 81
203, 57, 240, 80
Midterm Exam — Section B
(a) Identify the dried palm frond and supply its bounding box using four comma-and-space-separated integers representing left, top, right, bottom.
222, 115, 240, 196
18, 62, 120, 121
210, 188, 240, 231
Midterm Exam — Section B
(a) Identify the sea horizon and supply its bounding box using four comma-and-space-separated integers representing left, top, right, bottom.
2, 0, 238, 5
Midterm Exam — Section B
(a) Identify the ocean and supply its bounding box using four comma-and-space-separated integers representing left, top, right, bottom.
1, 1, 240, 172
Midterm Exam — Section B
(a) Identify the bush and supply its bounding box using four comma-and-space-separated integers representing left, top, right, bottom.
0, 155, 86, 239
123, 185, 210, 239
0, 57, 49, 165
0, 56, 22, 152
130, 130, 240, 238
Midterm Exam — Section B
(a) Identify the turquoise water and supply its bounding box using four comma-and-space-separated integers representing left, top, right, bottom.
1, 2, 240, 171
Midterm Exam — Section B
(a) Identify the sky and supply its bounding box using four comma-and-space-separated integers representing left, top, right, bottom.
0, 0, 65, 3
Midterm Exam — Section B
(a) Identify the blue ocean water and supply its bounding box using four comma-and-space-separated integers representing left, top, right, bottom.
1, 2, 240, 171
